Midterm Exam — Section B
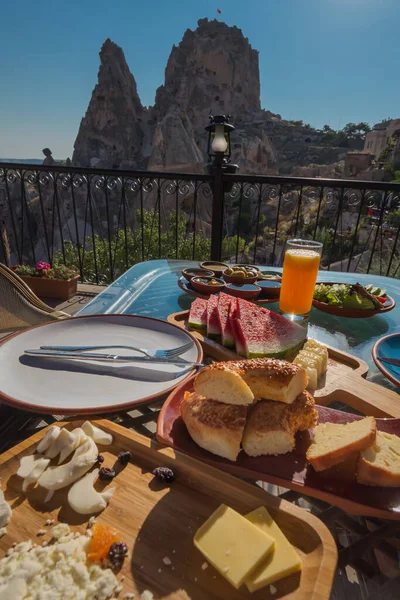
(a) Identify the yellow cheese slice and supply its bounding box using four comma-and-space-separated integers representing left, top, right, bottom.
194, 504, 275, 589
245, 506, 302, 592
304, 341, 328, 372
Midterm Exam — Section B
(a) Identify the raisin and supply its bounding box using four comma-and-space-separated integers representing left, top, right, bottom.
99, 467, 116, 481
97, 454, 105, 464
108, 541, 128, 567
117, 450, 132, 466
152, 466, 175, 483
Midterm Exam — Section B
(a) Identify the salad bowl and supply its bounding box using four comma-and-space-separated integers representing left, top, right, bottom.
312, 282, 396, 318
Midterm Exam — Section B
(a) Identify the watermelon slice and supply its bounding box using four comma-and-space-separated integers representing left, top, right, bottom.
188, 297, 207, 330
228, 299, 245, 356
232, 298, 306, 358
263, 310, 306, 359
233, 299, 270, 357
217, 293, 235, 348
206, 294, 221, 340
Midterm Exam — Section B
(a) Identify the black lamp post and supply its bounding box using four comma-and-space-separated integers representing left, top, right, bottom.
205, 114, 238, 261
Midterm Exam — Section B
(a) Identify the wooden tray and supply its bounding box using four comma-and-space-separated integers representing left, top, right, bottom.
157, 378, 400, 520
178, 277, 277, 304
0, 421, 337, 600
168, 310, 400, 418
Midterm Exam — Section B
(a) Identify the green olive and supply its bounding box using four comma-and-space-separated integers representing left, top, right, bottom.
234, 271, 245, 279
225, 268, 233, 275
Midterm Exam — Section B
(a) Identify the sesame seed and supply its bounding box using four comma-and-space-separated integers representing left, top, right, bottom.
37, 529, 46, 536
201, 562, 208, 570
115, 585, 123, 593
124, 595, 135, 600
162, 557, 171, 566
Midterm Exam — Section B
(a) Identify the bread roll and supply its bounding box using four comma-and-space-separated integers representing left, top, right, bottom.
242, 390, 318, 457
306, 417, 376, 471
357, 431, 400, 487
194, 363, 254, 405
180, 392, 247, 461
195, 358, 307, 405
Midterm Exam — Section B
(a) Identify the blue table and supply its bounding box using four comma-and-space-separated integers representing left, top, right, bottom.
78, 259, 400, 393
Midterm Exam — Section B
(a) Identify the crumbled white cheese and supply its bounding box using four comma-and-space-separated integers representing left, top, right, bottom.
45, 519, 54, 526
0, 524, 117, 599
124, 594, 135, 600
115, 584, 123, 593
37, 529, 46, 536
51, 522, 70, 540
140, 592, 154, 600
162, 556, 171, 566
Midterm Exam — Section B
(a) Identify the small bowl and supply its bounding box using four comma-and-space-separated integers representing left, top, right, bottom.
225, 283, 261, 300
200, 261, 229, 277
257, 270, 282, 281
191, 276, 225, 295
257, 280, 281, 299
223, 269, 258, 285
232, 264, 260, 273
182, 268, 214, 282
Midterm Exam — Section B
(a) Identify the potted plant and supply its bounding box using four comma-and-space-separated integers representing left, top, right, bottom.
11, 262, 80, 300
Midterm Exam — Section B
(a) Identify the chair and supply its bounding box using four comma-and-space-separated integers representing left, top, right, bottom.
0, 263, 69, 336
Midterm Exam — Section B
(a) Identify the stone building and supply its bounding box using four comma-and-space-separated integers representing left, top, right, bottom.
364, 118, 400, 161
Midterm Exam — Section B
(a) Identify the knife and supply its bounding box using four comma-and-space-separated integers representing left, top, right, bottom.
378, 356, 400, 367
24, 348, 203, 367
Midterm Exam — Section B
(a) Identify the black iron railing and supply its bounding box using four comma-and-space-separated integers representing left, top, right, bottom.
1, 162, 400, 283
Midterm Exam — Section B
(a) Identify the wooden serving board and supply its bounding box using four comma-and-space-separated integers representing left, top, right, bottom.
168, 310, 400, 418
0, 420, 337, 600
157, 377, 400, 520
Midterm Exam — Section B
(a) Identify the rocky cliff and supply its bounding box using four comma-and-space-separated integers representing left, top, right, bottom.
73, 19, 344, 175
73, 39, 147, 169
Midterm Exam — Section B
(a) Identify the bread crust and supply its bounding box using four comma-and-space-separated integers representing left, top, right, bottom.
307, 417, 376, 471
357, 431, 400, 487
242, 391, 318, 457
180, 392, 247, 461
196, 358, 307, 404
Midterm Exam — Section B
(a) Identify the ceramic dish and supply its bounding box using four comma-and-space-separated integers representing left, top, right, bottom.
191, 276, 225, 295
182, 267, 214, 282
200, 261, 229, 276
0, 314, 202, 414
225, 283, 261, 300
177, 276, 277, 304
232, 264, 260, 272
372, 333, 400, 387
223, 270, 258, 285
257, 270, 282, 281
312, 282, 396, 318
257, 280, 281, 299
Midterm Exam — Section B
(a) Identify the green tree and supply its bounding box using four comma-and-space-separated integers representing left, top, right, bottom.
54, 209, 211, 283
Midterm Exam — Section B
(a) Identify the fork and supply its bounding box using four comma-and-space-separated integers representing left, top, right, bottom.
39, 340, 194, 360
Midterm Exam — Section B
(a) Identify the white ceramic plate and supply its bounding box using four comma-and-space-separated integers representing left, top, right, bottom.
0, 315, 202, 414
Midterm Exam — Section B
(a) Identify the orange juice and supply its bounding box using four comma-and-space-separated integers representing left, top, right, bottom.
279, 248, 321, 315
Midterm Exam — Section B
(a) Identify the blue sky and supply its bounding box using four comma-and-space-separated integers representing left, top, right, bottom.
0, 0, 399, 158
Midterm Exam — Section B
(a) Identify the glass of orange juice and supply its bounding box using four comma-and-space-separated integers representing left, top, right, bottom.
279, 239, 323, 320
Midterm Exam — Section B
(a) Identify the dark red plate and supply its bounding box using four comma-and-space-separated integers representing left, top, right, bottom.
157, 376, 400, 520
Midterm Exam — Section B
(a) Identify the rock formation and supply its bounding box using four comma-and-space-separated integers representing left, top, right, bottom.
73, 39, 147, 169
73, 19, 346, 175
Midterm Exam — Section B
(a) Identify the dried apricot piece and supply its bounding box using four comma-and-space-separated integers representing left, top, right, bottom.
87, 523, 121, 562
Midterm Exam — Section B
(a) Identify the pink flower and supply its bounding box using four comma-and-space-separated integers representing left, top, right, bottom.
35, 261, 51, 271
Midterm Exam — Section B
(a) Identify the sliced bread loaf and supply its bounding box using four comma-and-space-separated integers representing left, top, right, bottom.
306, 416, 376, 471
357, 430, 400, 487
